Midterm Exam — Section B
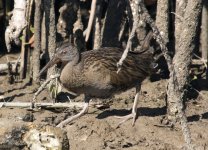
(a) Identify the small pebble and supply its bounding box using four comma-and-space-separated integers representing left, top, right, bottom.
23, 113, 34, 122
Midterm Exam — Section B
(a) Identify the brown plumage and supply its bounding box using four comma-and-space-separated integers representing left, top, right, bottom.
39, 32, 154, 128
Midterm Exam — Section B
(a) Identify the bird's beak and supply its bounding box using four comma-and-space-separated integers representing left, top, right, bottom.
38, 55, 59, 77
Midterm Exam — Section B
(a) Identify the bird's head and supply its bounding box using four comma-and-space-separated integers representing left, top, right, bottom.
38, 42, 79, 77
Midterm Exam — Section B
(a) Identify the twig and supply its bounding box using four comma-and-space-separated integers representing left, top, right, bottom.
192, 59, 207, 66
193, 54, 207, 68
139, 2, 173, 69
118, 17, 127, 42
33, 74, 60, 102
83, 0, 96, 42
170, 12, 184, 22
117, 0, 140, 73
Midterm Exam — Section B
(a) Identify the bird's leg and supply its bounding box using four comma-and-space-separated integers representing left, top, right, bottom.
56, 96, 91, 128
115, 85, 141, 127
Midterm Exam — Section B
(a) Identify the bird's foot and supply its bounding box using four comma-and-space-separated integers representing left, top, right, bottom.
56, 102, 89, 128
115, 112, 137, 128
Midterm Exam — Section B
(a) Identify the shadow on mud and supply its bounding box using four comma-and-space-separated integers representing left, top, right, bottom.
188, 112, 208, 122
96, 106, 166, 119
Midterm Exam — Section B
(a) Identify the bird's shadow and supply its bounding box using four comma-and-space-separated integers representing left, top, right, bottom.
187, 112, 208, 122
96, 107, 208, 124
96, 106, 166, 119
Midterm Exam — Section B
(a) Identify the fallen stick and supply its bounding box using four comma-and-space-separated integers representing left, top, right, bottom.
0, 102, 84, 108
0, 101, 107, 109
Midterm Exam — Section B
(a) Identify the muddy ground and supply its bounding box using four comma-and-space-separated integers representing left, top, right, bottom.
0, 54, 208, 150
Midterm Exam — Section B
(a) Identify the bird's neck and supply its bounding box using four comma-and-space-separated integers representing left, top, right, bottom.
70, 47, 81, 66
73, 52, 81, 65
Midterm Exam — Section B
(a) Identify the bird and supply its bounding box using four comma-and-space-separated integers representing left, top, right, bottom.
38, 31, 155, 128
